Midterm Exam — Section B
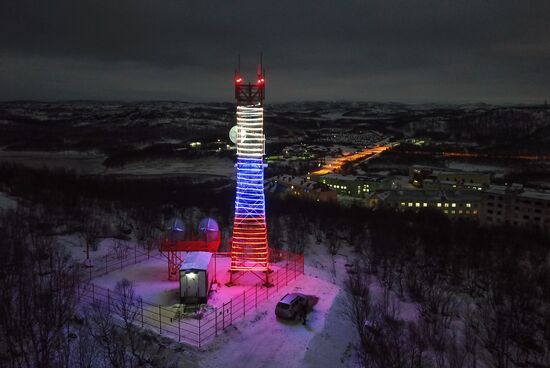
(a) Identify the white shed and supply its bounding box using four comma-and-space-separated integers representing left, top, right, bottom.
179, 251, 214, 304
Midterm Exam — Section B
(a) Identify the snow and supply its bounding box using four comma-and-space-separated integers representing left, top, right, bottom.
58, 236, 124, 262
446, 161, 509, 173
82, 241, 362, 368
105, 157, 236, 178
0, 150, 105, 174
90, 254, 286, 309
200, 274, 341, 368
92, 256, 180, 306
180, 251, 212, 271
0, 191, 17, 210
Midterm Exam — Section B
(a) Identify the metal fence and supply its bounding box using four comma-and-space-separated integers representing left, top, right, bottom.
82, 244, 159, 281
77, 250, 304, 347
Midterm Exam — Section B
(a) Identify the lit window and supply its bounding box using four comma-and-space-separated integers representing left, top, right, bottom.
451, 203, 456, 208
444, 203, 449, 208
408, 203, 413, 207
459, 210, 463, 214
415, 202, 421, 207
423, 203, 428, 207
437, 203, 442, 207
466, 203, 471, 208
401, 202, 406, 206
444, 210, 448, 214
451, 210, 456, 214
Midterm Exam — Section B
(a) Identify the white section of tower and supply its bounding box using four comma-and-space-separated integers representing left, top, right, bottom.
236, 106, 265, 158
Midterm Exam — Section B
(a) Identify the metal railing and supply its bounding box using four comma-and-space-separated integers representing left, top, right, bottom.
81, 244, 159, 281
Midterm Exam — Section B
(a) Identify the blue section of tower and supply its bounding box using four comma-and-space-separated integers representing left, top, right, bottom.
234, 156, 266, 219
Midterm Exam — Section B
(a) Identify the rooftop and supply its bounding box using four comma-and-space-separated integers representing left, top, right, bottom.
486, 184, 550, 201
180, 251, 212, 271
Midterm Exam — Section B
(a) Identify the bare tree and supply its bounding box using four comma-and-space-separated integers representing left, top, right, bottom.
0, 212, 80, 368
87, 302, 130, 368
80, 208, 100, 266
113, 238, 129, 260
113, 279, 149, 366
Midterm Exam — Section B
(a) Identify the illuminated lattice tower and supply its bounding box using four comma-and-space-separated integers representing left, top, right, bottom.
229, 61, 271, 285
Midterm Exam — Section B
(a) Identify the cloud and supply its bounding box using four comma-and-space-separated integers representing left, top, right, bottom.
1, 0, 549, 102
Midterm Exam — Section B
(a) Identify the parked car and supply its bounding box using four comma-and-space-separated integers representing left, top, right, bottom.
275, 293, 308, 320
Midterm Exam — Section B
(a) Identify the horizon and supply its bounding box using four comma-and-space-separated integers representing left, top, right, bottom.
2, 98, 549, 107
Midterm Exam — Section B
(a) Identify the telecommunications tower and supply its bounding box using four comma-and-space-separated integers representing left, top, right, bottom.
229, 57, 270, 286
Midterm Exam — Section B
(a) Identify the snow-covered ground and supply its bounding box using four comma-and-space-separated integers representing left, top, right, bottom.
0, 150, 236, 179
200, 274, 342, 368
86, 242, 359, 368
92, 255, 284, 308
0, 150, 105, 174
446, 161, 510, 173
0, 191, 17, 210
59, 236, 122, 263
105, 157, 236, 179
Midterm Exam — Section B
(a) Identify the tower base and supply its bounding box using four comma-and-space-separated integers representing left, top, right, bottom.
226, 269, 273, 288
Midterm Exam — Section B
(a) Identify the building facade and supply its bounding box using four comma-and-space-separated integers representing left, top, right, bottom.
266, 174, 337, 202
409, 165, 490, 191
367, 189, 482, 219
313, 173, 393, 198
480, 184, 550, 233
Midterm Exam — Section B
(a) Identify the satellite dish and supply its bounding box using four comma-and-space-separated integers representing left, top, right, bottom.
229, 126, 238, 144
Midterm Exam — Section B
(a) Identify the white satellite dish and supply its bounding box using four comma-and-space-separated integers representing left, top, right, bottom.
229, 126, 238, 144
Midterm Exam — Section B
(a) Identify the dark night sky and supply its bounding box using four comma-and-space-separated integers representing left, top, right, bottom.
1, 1, 549, 103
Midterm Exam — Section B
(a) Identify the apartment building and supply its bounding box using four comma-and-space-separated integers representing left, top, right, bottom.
367, 189, 482, 219
480, 184, 550, 233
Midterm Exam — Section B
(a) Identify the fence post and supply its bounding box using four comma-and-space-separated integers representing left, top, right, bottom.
286, 265, 288, 286
158, 304, 162, 334
230, 299, 233, 326
178, 315, 181, 342
215, 307, 218, 337
243, 291, 246, 318
140, 298, 144, 327
222, 303, 225, 330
